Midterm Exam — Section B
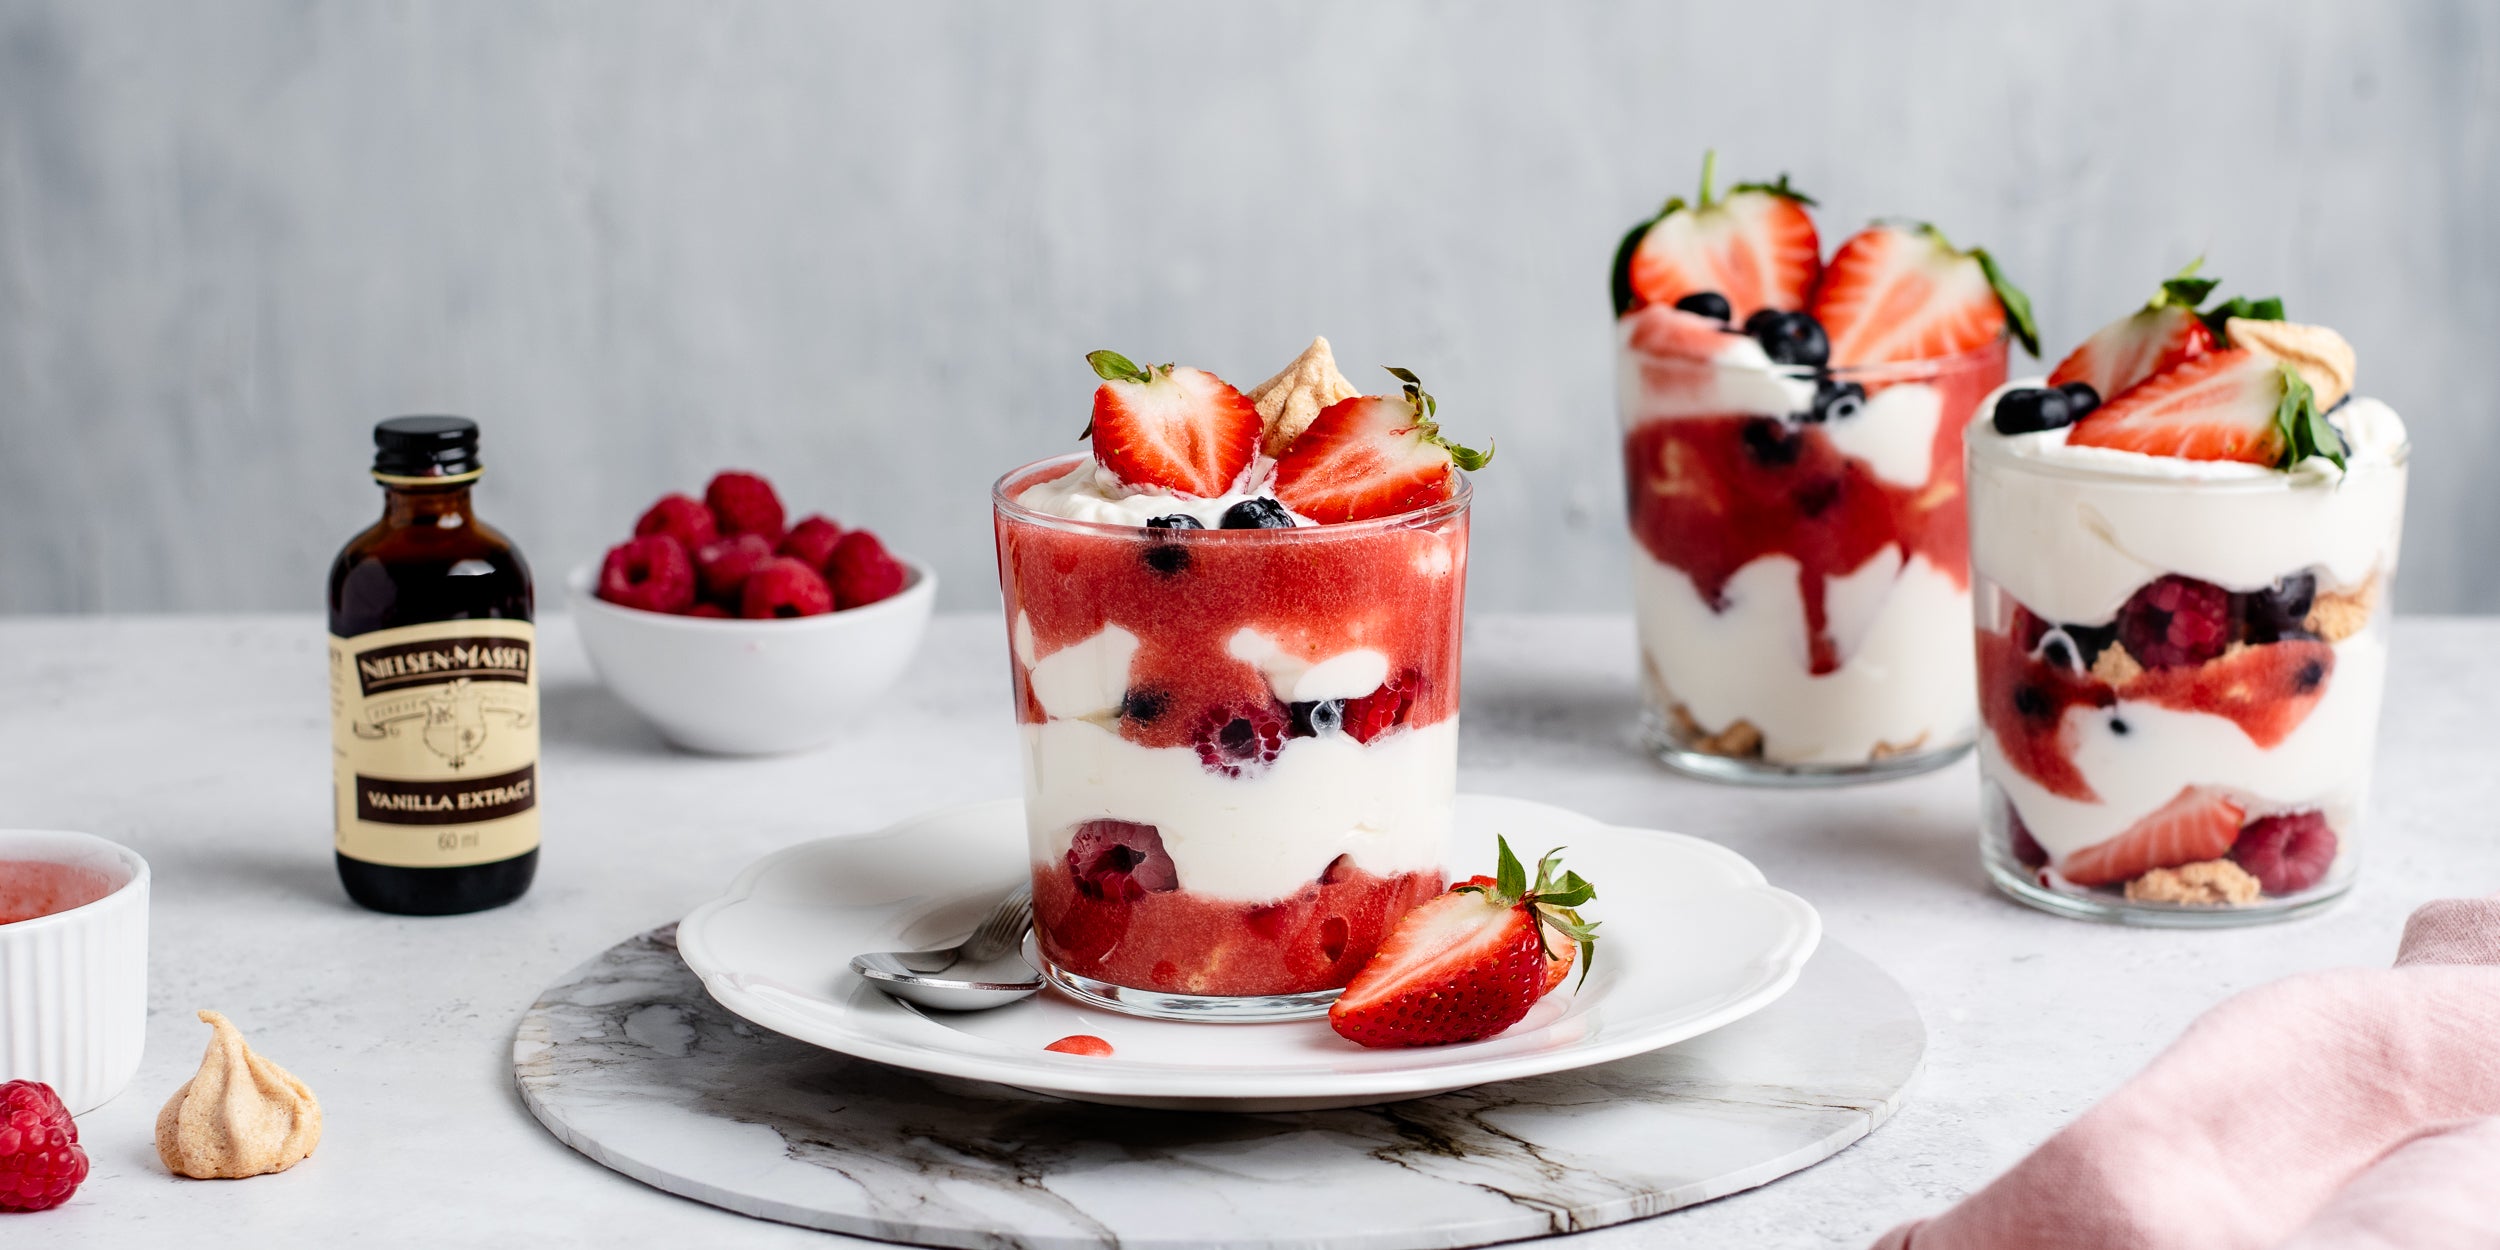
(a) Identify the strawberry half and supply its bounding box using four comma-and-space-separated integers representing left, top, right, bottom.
1810, 222, 2038, 366
2065, 349, 2322, 466
1330, 839, 1599, 1049
1613, 151, 1821, 322
1083, 350, 1260, 497
1272, 368, 1491, 524
2060, 788, 2246, 887
2047, 262, 2221, 402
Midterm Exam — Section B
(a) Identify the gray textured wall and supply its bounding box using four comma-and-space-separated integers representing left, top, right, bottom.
2, 1, 2493, 615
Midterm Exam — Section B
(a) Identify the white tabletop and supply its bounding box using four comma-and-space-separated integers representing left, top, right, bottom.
2, 613, 2492, 1248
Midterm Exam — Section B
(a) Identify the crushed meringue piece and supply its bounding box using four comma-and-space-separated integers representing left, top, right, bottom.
2307, 576, 2379, 643
156, 1010, 322, 1180
2125, 859, 2263, 905
2228, 319, 2356, 411
1247, 337, 1358, 457
1871, 732, 1931, 760
2090, 641, 2146, 686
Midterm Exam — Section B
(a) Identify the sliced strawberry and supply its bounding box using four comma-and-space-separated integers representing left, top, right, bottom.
1622, 304, 1756, 361
1083, 350, 1260, 497
1615, 153, 1820, 323
2047, 265, 2221, 402
2059, 788, 2246, 887
1272, 369, 1491, 524
2065, 349, 2291, 465
1461, 871, 1576, 994
1810, 222, 2038, 366
1331, 839, 1598, 1048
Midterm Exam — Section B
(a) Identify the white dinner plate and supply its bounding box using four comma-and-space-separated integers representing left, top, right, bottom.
676, 794, 1821, 1111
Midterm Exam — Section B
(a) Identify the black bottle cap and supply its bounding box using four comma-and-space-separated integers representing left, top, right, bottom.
372, 415, 483, 480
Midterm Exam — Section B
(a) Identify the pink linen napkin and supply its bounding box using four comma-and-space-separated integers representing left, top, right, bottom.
1874, 895, 2500, 1250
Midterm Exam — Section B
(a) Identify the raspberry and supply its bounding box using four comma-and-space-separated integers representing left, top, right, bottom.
1343, 669, 1424, 744
705, 470, 786, 543
597, 535, 696, 614
0, 1080, 88, 1213
2230, 810, 2339, 894
1194, 702, 1287, 777
1067, 819, 1178, 900
826, 529, 909, 610
633, 493, 717, 553
694, 533, 776, 603
739, 557, 835, 619
2117, 575, 2233, 670
779, 514, 845, 570
685, 601, 731, 619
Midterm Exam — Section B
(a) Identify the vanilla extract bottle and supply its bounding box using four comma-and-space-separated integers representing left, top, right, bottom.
328, 416, 540, 915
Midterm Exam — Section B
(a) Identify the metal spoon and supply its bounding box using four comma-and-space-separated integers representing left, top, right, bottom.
849, 882, 1041, 1011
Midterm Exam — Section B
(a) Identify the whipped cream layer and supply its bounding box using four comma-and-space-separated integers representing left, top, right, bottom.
1022, 717, 1456, 904
1014, 458, 1313, 529
1968, 387, 2410, 625
1632, 549, 1975, 765
1989, 626, 2389, 863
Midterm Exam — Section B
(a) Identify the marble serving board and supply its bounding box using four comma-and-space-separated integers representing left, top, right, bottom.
513, 926, 1924, 1249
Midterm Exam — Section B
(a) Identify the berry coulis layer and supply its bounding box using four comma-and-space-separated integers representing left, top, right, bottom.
998, 460, 1467, 749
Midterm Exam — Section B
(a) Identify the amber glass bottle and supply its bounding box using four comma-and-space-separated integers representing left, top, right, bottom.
327, 416, 539, 915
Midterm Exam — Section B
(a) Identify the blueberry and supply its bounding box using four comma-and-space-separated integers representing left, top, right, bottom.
1120, 688, 1169, 724
1743, 309, 1829, 368
1145, 514, 1203, 530
1739, 417, 1802, 467
1802, 377, 1865, 424
2058, 381, 2101, 418
1288, 700, 1344, 738
1672, 291, 1732, 323
2066, 622, 2118, 666
1141, 541, 1190, 576
1220, 499, 1294, 530
2012, 684, 2053, 721
2039, 622, 2116, 671
1992, 387, 2074, 435
2241, 572, 2317, 644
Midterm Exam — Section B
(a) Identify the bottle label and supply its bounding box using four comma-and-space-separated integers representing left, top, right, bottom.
329, 619, 540, 868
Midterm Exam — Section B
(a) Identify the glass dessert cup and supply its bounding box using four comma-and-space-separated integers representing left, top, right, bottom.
992, 454, 1469, 1021
1619, 334, 2007, 785
1967, 429, 2409, 926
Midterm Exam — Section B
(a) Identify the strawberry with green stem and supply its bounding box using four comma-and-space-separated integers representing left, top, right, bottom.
1329, 837, 1600, 1049
1272, 368, 1492, 524
1082, 350, 1261, 498
1613, 150, 1822, 322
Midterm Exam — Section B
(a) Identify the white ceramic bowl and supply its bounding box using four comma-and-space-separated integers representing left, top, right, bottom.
0, 830, 149, 1114
567, 559, 938, 755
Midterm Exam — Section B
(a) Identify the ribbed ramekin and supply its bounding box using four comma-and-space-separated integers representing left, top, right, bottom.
0, 830, 149, 1113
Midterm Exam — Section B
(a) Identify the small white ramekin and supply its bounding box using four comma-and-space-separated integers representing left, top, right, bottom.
0, 830, 149, 1113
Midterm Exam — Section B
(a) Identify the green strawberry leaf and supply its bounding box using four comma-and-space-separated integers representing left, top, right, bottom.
1385, 366, 1493, 471
2203, 296, 2285, 344
1728, 171, 1818, 207
2272, 365, 2347, 471
1085, 349, 1153, 384
1609, 215, 1654, 317
1971, 248, 2041, 358
2149, 257, 2219, 310
1494, 835, 1528, 900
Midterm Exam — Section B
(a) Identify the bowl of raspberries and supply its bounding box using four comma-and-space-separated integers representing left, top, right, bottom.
569, 470, 935, 754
